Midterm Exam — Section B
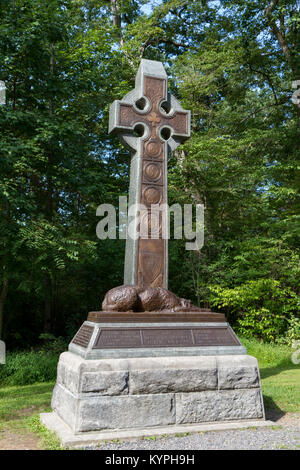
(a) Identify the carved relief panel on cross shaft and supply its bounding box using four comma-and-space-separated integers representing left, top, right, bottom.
136, 77, 167, 287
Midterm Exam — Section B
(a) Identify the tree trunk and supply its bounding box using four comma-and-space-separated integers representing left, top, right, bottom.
111, 0, 123, 46
44, 273, 52, 334
264, 1, 300, 131
43, 43, 55, 332
111, 0, 121, 28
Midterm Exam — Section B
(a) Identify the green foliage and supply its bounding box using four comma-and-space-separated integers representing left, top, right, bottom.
276, 316, 300, 347
38, 333, 68, 354
241, 336, 294, 369
0, 351, 59, 385
0, 0, 299, 348
210, 279, 299, 342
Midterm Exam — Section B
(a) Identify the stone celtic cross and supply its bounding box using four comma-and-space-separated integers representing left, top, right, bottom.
109, 59, 190, 288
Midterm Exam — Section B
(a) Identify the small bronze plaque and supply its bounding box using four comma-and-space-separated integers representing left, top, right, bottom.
92, 326, 240, 349
192, 327, 240, 346
142, 328, 192, 347
72, 324, 94, 348
95, 329, 142, 348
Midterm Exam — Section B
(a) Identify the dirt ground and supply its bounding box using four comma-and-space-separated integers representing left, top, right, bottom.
0, 430, 41, 450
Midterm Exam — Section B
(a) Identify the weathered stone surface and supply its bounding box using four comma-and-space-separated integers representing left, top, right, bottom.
51, 384, 78, 430
217, 355, 260, 389
56, 352, 83, 394
218, 366, 259, 389
80, 371, 129, 395
77, 394, 176, 432
50, 352, 265, 433
57, 352, 129, 395
56, 362, 79, 395
176, 389, 264, 424
130, 368, 217, 394
59, 351, 220, 372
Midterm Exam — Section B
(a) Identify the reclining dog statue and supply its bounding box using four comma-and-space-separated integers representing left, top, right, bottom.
102, 285, 204, 313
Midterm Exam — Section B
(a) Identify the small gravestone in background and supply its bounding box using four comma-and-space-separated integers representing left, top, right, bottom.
41, 60, 268, 446
0, 340, 5, 364
0, 81, 6, 106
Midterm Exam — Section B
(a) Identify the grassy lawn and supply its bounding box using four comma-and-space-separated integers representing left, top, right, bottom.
0, 382, 60, 449
242, 338, 300, 413
0, 338, 299, 449
0, 382, 54, 422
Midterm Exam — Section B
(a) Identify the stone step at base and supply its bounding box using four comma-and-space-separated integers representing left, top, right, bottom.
40, 411, 274, 448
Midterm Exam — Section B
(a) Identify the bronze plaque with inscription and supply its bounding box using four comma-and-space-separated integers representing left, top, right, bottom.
142, 328, 192, 347
92, 326, 240, 349
192, 327, 239, 346
72, 324, 94, 348
95, 329, 142, 348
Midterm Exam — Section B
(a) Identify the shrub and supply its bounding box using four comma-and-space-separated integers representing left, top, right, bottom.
209, 279, 299, 342
276, 315, 300, 346
0, 351, 59, 386
0, 334, 68, 386
37, 334, 68, 354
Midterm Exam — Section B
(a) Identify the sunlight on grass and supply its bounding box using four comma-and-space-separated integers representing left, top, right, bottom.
0, 382, 54, 421
25, 414, 63, 450
0, 382, 58, 449
240, 337, 300, 413
261, 369, 300, 412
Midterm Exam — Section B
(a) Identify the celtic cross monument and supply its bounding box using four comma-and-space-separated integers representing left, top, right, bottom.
109, 59, 190, 288
42, 59, 268, 445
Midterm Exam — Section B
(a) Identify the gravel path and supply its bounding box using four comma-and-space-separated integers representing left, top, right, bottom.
83, 413, 300, 451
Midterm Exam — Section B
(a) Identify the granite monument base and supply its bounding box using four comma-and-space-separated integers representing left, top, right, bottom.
41, 311, 268, 446
42, 350, 267, 446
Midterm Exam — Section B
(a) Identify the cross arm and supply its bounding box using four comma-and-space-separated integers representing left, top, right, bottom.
163, 95, 191, 147
109, 99, 133, 135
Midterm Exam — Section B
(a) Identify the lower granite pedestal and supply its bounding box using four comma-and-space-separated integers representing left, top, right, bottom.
41, 351, 270, 446
41, 312, 271, 447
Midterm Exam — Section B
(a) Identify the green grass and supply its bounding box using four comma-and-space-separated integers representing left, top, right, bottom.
0, 382, 59, 449
25, 414, 64, 450
241, 337, 298, 368
0, 382, 54, 421
0, 338, 299, 449
241, 337, 300, 413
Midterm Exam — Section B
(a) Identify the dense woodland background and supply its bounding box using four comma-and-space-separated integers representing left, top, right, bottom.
0, 0, 299, 350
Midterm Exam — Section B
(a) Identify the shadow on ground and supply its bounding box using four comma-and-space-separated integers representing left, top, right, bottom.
259, 360, 299, 380
263, 396, 285, 422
